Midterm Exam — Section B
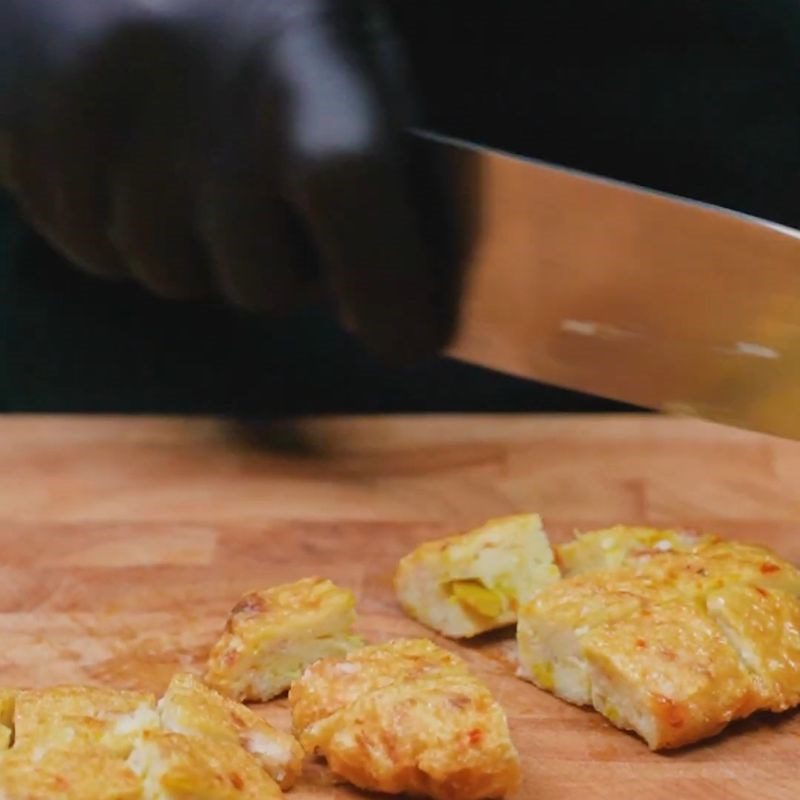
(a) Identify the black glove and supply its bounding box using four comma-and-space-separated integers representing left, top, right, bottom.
0, 0, 456, 361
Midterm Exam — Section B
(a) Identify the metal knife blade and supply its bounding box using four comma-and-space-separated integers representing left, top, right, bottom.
416, 130, 800, 441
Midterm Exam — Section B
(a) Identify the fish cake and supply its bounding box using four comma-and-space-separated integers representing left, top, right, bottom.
583, 601, 759, 749
0, 747, 143, 800
395, 514, 560, 638
159, 673, 303, 790
705, 583, 800, 712
13, 685, 156, 719
128, 731, 283, 800
518, 527, 800, 749
557, 525, 714, 576
302, 676, 520, 800
291, 639, 519, 799
561, 529, 800, 596
517, 573, 659, 705
13, 686, 159, 758
289, 638, 471, 735
688, 540, 800, 595
206, 577, 362, 702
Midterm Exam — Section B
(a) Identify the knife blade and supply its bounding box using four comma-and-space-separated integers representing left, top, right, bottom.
416, 130, 800, 441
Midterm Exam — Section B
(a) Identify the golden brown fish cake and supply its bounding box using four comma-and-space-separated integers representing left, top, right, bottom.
0, 747, 143, 800
517, 573, 660, 705
691, 540, 800, 594
206, 577, 362, 702
519, 527, 800, 749
159, 673, 303, 790
705, 583, 800, 712
13, 686, 159, 758
557, 525, 714, 576
128, 731, 283, 800
395, 514, 560, 638
289, 638, 471, 735
515, 558, 715, 702
552, 535, 800, 630
557, 526, 800, 597
302, 676, 520, 800
14, 686, 156, 719
626, 540, 800, 598
583, 602, 759, 750
21, 714, 115, 757
292, 639, 519, 798
517, 542, 762, 702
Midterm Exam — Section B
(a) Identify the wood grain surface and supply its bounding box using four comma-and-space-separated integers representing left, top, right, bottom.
1, 413, 799, 799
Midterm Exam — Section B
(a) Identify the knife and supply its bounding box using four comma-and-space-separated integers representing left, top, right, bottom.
415, 130, 800, 441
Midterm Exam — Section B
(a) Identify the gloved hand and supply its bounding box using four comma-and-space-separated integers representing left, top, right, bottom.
0, 0, 456, 361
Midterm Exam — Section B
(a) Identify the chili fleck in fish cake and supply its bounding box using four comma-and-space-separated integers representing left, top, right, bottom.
518, 525, 800, 749
206, 577, 363, 702
290, 638, 520, 800
395, 513, 560, 638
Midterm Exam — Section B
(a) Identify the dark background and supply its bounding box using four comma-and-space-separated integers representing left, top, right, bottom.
2, 1, 798, 415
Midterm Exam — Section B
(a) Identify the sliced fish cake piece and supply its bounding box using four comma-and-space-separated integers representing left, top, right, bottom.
582, 601, 760, 750
289, 638, 470, 735
692, 541, 800, 595
13, 685, 155, 718
705, 583, 800, 712
159, 673, 303, 790
558, 527, 800, 597
516, 548, 745, 707
557, 525, 714, 576
520, 529, 800, 750
0, 747, 143, 800
301, 674, 520, 800
574, 540, 800, 607
517, 571, 671, 705
128, 731, 283, 800
395, 514, 560, 638
206, 577, 363, 702
13, 686, 159, 758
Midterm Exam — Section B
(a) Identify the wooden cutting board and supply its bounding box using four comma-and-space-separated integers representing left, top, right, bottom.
1, 413, 799, 799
